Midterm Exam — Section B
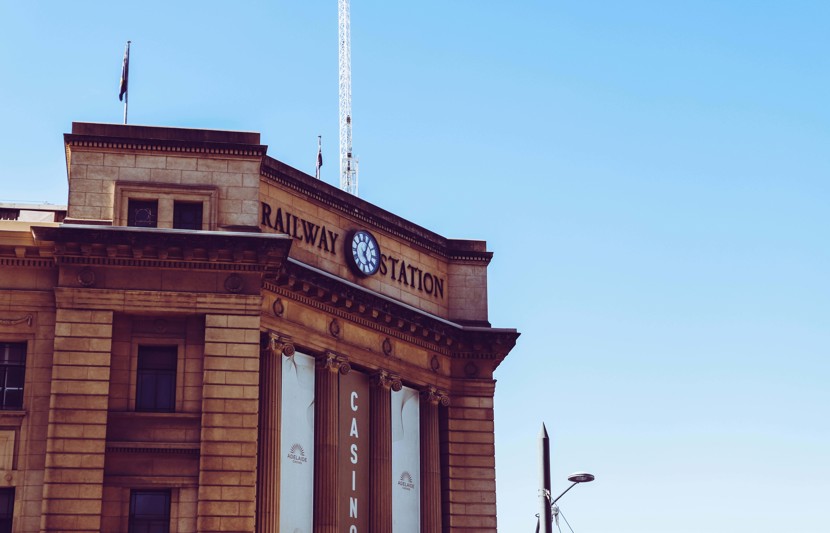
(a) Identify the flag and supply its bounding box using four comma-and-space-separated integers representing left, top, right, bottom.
315, 136, 323, 179
119, 41, 130, 102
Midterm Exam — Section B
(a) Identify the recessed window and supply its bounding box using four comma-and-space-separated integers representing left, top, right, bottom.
173, 201, 203, 230
129, 489, 170, 533
0, 342, 26, 410
0, 488, 13, 533
136, 346, 177, 412
127, 199, 158, 228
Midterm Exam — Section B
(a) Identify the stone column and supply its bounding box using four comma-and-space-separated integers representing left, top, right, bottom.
40, 309, 113, 533
256, 333, 292, 533
421, 387, 449, 533
313, 352, 349, 533
369, 370, 401, 532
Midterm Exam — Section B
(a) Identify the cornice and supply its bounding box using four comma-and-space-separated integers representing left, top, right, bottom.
260, 157, 493, 264
0, 257, 54, 268
30, 224, 292, 276
65, 122, 266, 158
265, 258, 519, 363
65, 135, 267, 157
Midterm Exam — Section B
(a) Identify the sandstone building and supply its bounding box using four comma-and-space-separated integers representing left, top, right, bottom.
0, 122, 519, 532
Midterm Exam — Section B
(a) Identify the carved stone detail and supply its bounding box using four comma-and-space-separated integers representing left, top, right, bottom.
464, 361, 479, 377
77, 268, 96, 287
370, 370, 402, 392
382, 337, 393, 356
224, 274, 244, 293
319, 351, 350, 375
328, 318, 341, 338
430, 355, 440, 371
272, 298, 284, 317
421, 386, 450, 407
0, 315, 33, 327
267, 331, 295, 357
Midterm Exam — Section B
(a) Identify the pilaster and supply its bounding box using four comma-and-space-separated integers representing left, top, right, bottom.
40, 308, 113, 533
368, 370, 401, 532
313, 352, 349, 533
255, 332, 292, 533
421, 386, 449, 533
440, 382, 497, 532
196, 314, 261, 533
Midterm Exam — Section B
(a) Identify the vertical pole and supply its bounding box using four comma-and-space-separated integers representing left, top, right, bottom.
122, 41, 131, 125
316, 136, 322, 180
539, 423, 552, 533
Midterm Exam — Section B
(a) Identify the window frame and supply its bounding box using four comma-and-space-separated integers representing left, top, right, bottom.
131, 340, 184, 413
114, 182, 217, 230
172, 201, 204, 230
128, 489, 171, 533
127, 199, 159, 228
0, 342, 26, 411
0, 487, 13, 533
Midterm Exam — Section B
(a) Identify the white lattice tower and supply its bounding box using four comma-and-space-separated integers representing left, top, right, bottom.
338, 0, 358, 195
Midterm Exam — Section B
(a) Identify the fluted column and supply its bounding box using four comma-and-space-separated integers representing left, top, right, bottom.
256, 333, 293, 533
421, 386, 449, 533
369, 370, 401, 532
314, 352, 350, 533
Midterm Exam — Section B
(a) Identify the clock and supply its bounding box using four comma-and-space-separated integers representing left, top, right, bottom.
347, 230, 380, 276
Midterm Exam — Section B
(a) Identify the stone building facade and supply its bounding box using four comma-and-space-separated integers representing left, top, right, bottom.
0, 122, 518, 532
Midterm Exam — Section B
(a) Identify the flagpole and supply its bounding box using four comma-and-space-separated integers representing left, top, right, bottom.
120, 41, 131, 124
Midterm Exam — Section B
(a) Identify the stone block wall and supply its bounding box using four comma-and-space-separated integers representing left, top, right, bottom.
41, 309, 114, 532
66, 149, 261, 229
441, 393, 498, 532
196, 314, 262, 532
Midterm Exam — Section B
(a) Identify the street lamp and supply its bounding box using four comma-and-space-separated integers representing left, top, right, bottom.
537, 424, 595, 533
551, 472, 596, 505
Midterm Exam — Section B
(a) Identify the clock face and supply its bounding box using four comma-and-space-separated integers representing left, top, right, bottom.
349, 230, 380, 276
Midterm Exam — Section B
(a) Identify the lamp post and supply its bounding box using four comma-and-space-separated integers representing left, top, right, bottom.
537, 423, 595, 533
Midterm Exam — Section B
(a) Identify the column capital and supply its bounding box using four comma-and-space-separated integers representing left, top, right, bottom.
266, 331, 295, 357
370, 369, 402, 391
318, 351, 351, 375
421, 386, 450, 407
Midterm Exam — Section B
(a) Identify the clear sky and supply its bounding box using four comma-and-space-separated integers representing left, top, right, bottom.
2, 1, 828, 531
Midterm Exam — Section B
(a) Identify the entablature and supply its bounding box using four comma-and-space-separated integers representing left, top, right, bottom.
266, 257, 518, 368
31, 224, 292, 276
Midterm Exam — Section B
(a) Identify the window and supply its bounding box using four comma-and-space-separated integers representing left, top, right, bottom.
127, 199, 158, 228
173, 201, 203, 230
116, 183, 216, 230
0, 343, 25, 410
0, 488, 13, 533
135, 346, 177, 412
129, 489, 170, 533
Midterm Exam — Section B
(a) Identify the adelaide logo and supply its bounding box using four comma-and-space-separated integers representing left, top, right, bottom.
287, 443, 308, 465
397, 471, 415, 491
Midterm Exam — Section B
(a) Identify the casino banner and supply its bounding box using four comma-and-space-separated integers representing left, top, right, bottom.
280, 351, 316, 533
339, 370, 370, 532
391, 386, 420, 532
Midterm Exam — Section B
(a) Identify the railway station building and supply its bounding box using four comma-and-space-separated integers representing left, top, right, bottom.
0, 122, 519, 532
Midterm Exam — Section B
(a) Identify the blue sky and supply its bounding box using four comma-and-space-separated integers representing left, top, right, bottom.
2, 1, 828, 531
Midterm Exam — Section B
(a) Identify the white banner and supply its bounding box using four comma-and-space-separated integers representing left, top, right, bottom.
280, 351, 315, 533
391, 386, 420, 532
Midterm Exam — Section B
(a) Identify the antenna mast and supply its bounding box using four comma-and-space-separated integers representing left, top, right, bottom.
338, 0, 358, 195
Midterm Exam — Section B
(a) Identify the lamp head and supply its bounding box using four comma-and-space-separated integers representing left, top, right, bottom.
567, 472, 595, 483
